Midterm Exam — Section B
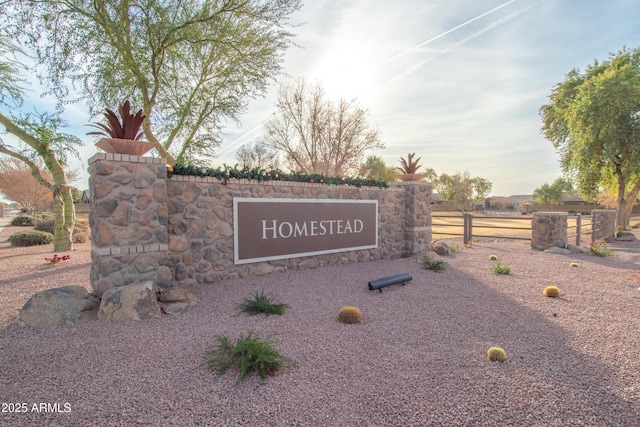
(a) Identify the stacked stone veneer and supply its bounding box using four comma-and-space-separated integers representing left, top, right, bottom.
531, 212, 568, 250
531, 210, 616, 250
591, 209, 616, 241
89, 154, 169, 296
89, 154, 432, 292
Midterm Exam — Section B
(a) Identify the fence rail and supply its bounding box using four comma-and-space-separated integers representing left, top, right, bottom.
432, 212, 609, 246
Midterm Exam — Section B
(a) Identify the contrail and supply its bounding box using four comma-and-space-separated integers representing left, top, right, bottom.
215, 0, 520, 157
372, 0, 518, 69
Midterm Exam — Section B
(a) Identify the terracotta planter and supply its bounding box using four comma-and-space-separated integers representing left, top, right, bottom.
96, 138, 155, 156
396, 173, 427, 182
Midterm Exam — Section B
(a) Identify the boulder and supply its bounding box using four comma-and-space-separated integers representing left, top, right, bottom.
544, 246, 572, 255
615, 231, 637, 241
431, 241, 451, 256
423, 251, 442, 261
567, 244, 589, 254
157, 287, 201, 315
97, 281, 162, 321
16, 286, 99, 328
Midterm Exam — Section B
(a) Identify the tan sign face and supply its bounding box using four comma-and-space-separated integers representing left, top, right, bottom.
233, 198, 378, 264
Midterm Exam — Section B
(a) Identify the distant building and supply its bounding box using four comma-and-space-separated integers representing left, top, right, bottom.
81, 189, 90, 204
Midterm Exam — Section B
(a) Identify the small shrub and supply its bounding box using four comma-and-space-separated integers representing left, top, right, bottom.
486, 346, 507, 362
489, 254, 498, 261
543, 286, 560, 298
449, 244, 462, 253
491, 262, 511, 275
10, 215, 34, 226
9, 230, 53, 247
34, 219, 91, 243
422, 258, 447, 272
202, 331, 296, 383
569, 262, 579, 268
237, 289, 288, 316
589, 240, 613, 257
338, 306, 362, 324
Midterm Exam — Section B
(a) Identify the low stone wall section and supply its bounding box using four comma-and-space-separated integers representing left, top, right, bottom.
591, 209, 616, 241
89, 154, 432, 292
531, 212, 567, 250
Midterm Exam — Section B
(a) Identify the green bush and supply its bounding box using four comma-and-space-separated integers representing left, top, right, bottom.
203, 331, 296, 383
422, 258, 447, 272
10, 215, 34, 226
34, 220, 91, 243
9, 230, 53, 246
491, 262, 511, 275
237, 290, 288, 316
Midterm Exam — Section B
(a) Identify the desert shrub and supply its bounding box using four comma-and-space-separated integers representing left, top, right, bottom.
449, 244, 462, 253
491, 263, 511, 275
202, 331, 296, 383
422, 258, 447, 272
589, 240, 613, 257
10, 215, 34, 226
237, 289, 288, 316
338, 306, 363, 324
34, 219, 91, 243
543, 286, 561, 297
486, 346, 507, 362
9, 230, 53, 246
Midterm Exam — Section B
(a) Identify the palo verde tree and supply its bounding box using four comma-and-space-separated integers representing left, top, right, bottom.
264, 78, 384, 176
3, 0, 301, 165
436, 171, 492, 203
540, 47, 640, 228
0, 33, 80, 251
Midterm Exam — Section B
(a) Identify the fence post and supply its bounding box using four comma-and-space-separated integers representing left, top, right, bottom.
576, 213, 581, 246
463, 213, 473, 245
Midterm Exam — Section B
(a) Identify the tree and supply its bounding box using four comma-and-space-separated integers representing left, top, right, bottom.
4, 0, 302, 164
358, 155, 397, 182
0, 31, 80, 251
0, 111, 82, 251
540, 47, 640, 227
263, 78, 384, 176
236, 140, 281, 170
531, 177, 573, 206
436, 171, 492, 203
0, 156, 53, 214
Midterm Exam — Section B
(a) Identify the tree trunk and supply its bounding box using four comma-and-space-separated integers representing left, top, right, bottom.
47, 155, 75, 252
615, 176, 640, 230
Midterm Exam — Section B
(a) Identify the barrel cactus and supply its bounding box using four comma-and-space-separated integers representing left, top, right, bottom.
486, 346, 507, 362
338, 306, 362, 324
489, 255, 498, 261
543, 286, 560, 298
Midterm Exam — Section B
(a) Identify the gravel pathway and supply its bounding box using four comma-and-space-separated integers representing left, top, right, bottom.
1, 224, 639, 426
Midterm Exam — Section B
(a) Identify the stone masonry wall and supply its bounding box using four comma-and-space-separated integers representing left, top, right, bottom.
531, 212, 567, 250
591, 209, 616, 241
89, 154, 170, 296
89, 155, 432, 292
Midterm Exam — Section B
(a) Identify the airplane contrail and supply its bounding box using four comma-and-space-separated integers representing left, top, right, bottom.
372, 0, 518, 70
215, 0, 520, 157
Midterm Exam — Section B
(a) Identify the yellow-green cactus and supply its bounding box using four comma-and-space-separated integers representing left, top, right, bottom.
338, 306, 363, 324
543, 286, 561, 298
486, 347, 507, 362
489, 255, 498, 261
570, 262, 579, 267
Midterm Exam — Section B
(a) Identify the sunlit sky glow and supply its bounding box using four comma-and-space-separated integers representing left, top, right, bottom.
4, 0, 640, 197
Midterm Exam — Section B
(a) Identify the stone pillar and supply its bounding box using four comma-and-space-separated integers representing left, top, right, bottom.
398, 181, 432, 256
591, 209, 616, 241
531, 212, 567, 250
0, 205, 4, 217
88, 154, 169, 297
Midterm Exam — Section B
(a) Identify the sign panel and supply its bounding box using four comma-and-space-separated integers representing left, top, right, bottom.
233, 198, 378, 264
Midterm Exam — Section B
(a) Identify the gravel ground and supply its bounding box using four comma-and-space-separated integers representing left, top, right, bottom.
1, 224, 640, 426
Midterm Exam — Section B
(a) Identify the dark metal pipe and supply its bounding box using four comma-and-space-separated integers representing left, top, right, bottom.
368, 273, 413, 292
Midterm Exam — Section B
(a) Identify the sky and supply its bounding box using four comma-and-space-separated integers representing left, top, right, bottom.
3, 0, 640, 198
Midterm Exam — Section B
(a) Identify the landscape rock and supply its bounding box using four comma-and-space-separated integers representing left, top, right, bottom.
544, 246, 572, 255
16, 286, 99, 328
97, 281, 162, 321
423, 251, 442, 261
161, 302, 189, 315
431, 241, 451, 256
567, 244, 589, 254
157, 287, 202, 304
615, 231, 637, 241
